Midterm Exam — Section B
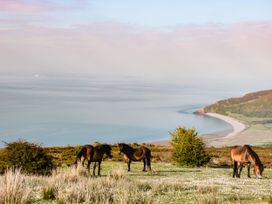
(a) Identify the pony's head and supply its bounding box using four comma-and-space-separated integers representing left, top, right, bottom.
118, 143, 127, 154
254, 163, 264, 179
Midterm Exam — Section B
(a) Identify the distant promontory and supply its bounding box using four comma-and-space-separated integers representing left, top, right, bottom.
198, 89, 272, 147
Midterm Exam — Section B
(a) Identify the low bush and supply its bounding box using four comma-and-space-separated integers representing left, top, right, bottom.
3, 140, 55, 175
170, 127, 210, 167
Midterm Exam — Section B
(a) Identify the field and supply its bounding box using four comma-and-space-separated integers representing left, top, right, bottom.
208, 112, 272, 147
1, 161, 272, 204
1, 145, 272, 203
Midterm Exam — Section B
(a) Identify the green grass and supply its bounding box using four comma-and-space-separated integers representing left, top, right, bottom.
1, 161, 272, 204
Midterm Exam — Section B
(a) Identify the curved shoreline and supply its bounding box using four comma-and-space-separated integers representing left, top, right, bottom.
151, 112, 246, 146
204, 112, 246, 139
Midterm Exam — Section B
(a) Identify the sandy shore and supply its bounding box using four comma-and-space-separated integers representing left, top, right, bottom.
204, 112, 246, 138
151, 112, 246, 146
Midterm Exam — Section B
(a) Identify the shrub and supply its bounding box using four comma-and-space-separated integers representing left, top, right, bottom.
3, 140, 55, 175
170, 127, 210, 167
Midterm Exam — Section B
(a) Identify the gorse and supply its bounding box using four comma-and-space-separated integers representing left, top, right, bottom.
170, 127, 210, 167
3, 140, 55, 175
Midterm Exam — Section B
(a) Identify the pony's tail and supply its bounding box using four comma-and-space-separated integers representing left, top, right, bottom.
74, 146, 87, 166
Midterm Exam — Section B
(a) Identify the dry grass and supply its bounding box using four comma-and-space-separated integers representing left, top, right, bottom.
0, 169, 31, 204
1, 161, 272, 204
1, 144, 272, 203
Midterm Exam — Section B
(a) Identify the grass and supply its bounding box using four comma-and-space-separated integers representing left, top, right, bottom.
0, 168, 31, 204
1, 161, 272, 204
1, 144, 272, 203
2, 144, 272, 172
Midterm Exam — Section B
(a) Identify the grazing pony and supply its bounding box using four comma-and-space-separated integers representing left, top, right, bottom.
118, 143, 151, 172
231, 145, 264, 179
75, 144, 112, 176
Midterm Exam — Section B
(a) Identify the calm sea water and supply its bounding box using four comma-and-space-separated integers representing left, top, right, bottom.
0, 75, 232, 147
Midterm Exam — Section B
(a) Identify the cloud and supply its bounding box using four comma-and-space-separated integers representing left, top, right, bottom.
0, 1, 51, 12
0, 20, 271, 89
0, 0, 86, 13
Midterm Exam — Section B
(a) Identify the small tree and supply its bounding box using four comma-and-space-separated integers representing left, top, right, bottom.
3, 140, 55, 175
170, 127, 210, 167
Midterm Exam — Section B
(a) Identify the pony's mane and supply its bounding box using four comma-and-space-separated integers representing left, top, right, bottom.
244, 145, 262, 165
95, 144, 111, 150
120, 143, 134, 150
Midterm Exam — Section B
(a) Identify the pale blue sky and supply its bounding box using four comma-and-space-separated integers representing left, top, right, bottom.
1, 0, 272, 27
86, 0, 272, 26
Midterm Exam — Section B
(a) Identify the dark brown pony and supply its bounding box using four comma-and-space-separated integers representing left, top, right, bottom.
231, 145, 264, 179
118, 143, 151, 172
75, 144, 112, 176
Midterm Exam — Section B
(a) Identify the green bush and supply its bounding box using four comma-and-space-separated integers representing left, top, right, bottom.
3, 140, 55, 175
170, 127, 210, 167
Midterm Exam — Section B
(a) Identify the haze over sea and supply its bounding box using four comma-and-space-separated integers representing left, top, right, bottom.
0, 74, 236, 147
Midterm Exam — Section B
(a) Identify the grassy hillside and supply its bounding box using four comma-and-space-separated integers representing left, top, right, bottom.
203, 89, 272, 119
202, 89, 272, 146
1, 145, 272, 203
2, 144, 272, 172
1, 161, 272, 204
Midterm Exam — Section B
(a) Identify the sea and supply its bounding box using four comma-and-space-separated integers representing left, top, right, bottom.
0, 75, 234, 147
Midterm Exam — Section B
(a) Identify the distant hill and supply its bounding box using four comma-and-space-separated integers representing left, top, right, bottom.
203, 89, 272, 118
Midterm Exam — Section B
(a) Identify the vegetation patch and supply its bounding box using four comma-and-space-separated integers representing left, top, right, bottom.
1, 140, 55, 175
170, 127, 210, 167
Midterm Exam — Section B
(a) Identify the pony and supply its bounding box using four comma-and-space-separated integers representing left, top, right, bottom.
118, 143, 151, 172
75, 144, 112, 176
231, 145, 264, 179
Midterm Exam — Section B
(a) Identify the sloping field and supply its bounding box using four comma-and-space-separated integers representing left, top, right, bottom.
1, 161, 272, 204
204, 90, 272, 118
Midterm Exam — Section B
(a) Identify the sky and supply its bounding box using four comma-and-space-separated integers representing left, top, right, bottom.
0, 0, 272, 89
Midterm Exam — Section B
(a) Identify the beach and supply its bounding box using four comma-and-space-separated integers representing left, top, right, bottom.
152, 112, 247, 147
204, 113, 246, 138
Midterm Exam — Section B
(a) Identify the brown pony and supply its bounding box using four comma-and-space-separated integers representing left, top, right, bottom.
231, 145, 264, 179
118, 143, 151, 172
75, 144, 112, 176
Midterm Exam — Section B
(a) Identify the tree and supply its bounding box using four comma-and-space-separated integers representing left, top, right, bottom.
3, 140, 55, 175
170, 127, 210, 167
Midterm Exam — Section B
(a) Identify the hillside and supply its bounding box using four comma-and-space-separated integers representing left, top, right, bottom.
1, 144, 272, 204
203, 89, 272, 119
202, 89, 272, 146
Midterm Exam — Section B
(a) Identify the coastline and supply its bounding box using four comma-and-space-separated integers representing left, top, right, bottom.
151, 112, 246, 146
204, 112, 246, 138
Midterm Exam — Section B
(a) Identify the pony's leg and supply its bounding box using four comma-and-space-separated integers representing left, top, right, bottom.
81, 158, 85, 168
233, 161, 237, 178
93, 162, 97, 176
87, 161, 91, 173
98, 161, 102, 176
237, 163, 243, 178
127, 159, 131, 171
247, 163, 251, 178
147, 157, 151, 171
142, 158, 146, 171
